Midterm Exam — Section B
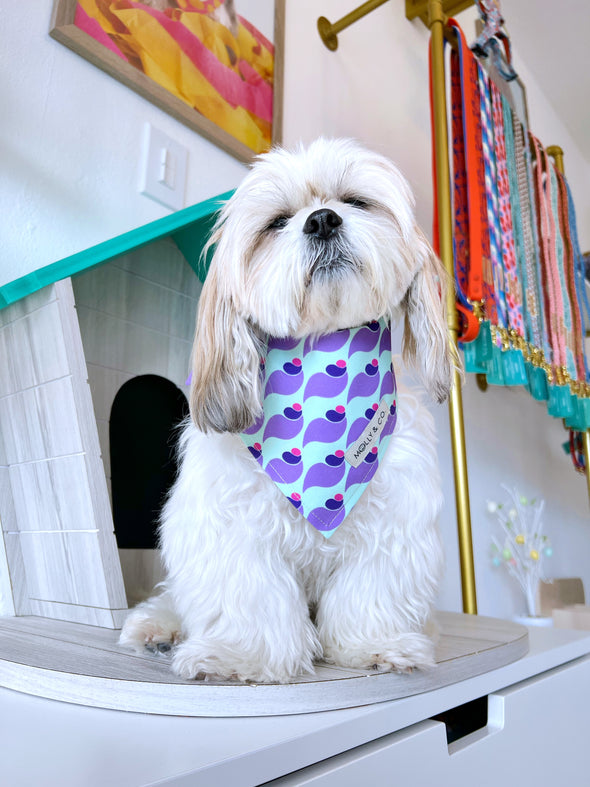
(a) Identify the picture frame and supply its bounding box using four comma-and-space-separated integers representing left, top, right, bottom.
50, 0, 285, 162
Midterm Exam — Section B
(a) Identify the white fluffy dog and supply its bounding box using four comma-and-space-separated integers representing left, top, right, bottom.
120, 138, 454, 683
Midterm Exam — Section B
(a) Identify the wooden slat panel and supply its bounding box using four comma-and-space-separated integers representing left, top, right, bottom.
75, 306, 191, 385
434, 634, 506, 662
0, 285, 57, 328
0, 546, 16, 615
2, 535, 31, 615
17, 531, 116, 607
0, 467, 16, 532
114, 237, 204, 296
0, 280, 127, 620
0, 483, 16, 615
0, 377, 83, 465
0, 299, 71, 397
27, 600, 126, 628
8, 456, 95, 533
118, 548, 165, 607
0, 612, 530, 716
55, 280, 127, 612
85, 364, 132, 423
0, 420, 6, 467
83, 452, 127, 609
436, 611, 524, 642
73, 263, 199, 341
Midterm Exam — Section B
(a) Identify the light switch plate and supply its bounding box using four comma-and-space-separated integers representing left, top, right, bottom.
139, 123, 188, 211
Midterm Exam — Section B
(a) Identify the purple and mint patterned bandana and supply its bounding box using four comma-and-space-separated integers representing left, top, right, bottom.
240, 318, 397, 538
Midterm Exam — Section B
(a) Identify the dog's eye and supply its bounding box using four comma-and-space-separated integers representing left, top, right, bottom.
267, 215, 290, 230
342, 196, 370, 209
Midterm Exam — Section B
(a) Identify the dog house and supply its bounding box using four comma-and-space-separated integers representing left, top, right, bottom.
0, 188, 539, 720
0, 192, 230, 627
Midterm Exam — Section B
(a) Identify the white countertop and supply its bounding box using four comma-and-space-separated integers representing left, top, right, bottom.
1, 625, 589, 787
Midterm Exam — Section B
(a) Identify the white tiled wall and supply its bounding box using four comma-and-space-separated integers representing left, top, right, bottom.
72, 237, 202, 495
0, 280, 128, 624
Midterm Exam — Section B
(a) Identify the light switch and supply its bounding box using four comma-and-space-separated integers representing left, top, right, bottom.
139, 123, 188, 211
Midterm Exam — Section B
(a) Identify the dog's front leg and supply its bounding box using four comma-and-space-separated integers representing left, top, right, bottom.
315, 552, 439, 674
315, 460, 444, 673
315, 540, 441, 673
168, 537, 321, 684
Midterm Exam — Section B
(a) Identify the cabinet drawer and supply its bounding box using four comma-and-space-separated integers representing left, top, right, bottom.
264, 718, 448, 786
266, 655, 590, 786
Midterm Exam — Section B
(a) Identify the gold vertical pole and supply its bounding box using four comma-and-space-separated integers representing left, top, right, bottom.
429, 0, 477, 613
548, 145, 590, 504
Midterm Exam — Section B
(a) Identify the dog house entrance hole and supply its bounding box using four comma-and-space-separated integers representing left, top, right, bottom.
110, 375, 188, 600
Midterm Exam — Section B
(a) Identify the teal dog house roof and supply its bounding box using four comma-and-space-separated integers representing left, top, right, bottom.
0, 190, 232, 310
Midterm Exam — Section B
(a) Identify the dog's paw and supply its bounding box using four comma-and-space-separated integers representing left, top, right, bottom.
171, 644, 234, 682
325, 632, 436, 674
170, 639, 314, 683
119, 604, 182, 655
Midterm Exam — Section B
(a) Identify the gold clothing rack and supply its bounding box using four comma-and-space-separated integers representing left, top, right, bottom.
318, 0, 590, 615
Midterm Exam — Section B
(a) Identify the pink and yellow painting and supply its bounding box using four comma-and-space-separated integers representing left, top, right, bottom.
52, 0, 281, 158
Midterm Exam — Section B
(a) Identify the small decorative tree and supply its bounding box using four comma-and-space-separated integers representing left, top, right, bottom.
486, 486, 553, 618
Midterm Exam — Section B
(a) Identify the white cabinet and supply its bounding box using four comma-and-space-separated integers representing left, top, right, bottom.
268, 655, 590, 786
0, 627, 589, 786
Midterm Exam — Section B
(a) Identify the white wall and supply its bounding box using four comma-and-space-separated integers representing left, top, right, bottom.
2, 0, 589, 621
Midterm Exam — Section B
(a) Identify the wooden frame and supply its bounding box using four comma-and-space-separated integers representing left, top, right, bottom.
50, 0, 285, 162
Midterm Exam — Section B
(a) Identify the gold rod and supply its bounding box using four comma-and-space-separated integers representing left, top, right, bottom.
549, 146, 590, 505
547, 145, 565, 175
429, 0, 478, 613
406, 0, 474, 25
318, 0, 390, 51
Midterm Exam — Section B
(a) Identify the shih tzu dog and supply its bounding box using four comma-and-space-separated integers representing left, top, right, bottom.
119, 138, 454, 683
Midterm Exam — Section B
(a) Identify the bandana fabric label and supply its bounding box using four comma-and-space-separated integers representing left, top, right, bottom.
240, 319, 397, 538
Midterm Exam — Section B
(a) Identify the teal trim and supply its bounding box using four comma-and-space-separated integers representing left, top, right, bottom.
171, 214, 218, 281
0, 190, 233, 310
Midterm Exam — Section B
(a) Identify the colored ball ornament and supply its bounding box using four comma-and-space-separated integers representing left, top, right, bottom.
530, 550, 539, 561
492, 556, 501, 567
545, 547, 553, 558
515, 534, 525, 545
502, 548, 512, 560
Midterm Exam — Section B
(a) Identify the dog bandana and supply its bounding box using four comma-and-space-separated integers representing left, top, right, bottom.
241, 319, 397, 537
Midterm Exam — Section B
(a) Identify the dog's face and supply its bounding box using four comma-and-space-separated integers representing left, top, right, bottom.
191, 138, 454, 433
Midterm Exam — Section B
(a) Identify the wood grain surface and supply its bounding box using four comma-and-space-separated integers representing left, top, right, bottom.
0, 612, 528, 717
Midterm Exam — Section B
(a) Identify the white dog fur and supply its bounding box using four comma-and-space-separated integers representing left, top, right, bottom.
119, 138, 455, 683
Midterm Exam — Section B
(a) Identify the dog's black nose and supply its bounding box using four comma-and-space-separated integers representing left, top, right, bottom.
303, 208, 342, 240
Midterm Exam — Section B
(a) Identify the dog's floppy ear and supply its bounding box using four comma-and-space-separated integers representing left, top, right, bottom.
190, 263, 263, 433
402, 228, 456, 403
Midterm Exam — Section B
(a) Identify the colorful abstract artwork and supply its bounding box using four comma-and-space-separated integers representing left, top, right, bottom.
51, 0, 284, 161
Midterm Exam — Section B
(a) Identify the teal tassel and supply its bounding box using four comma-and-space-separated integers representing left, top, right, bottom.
580, 398, 590, 430
463, 341, 486, 373
475, 321, 494, 363
566, 397, 590, 431
464, 321, 494, 373
485, 343, 505, 385
526, 364, 549, 401
547, 385, 575, 419
502, 348, 527, 386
